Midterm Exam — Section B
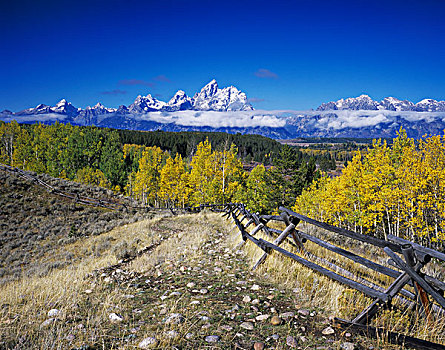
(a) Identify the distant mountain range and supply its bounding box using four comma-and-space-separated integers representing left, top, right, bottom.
2, 80, 445, 139
317, 94, 445, 112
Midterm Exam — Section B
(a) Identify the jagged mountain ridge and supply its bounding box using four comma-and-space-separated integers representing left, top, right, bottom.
10, 80, 253, 118
317, 94, 445, 112
2, 91, 445, 140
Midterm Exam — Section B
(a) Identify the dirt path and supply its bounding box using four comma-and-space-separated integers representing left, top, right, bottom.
79, 213, 369, 350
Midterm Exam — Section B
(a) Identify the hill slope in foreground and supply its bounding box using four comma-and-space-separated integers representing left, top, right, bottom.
1, 171, 383, 349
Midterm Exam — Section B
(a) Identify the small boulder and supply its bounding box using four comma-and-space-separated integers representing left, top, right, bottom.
205, 335, 220, 343
270, 315, 281, 326
163, 313, 185, 325
322, 326, 335, 335
240, 321, 254, 330
109, 313, 123, 323
286, 335, 298, 348
47, 309, 60, 318
254, 342, 265, 350
138, 337, 158, 349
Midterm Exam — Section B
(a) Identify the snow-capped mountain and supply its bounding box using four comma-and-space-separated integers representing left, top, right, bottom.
414, 99, 445, 112
129, 94, 167, 113
380, 97, 415, 111
317, 94, 380, 111
192, 79, 254, 111
165, 90, 193, 111
2, 89, 445, 140
15, 99, 79, 117
317, 95, 445, 112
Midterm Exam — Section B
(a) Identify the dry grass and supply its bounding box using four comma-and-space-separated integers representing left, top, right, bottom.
4, 208, 444, 349
231, 215, 445, 346
0, 213, 176, 349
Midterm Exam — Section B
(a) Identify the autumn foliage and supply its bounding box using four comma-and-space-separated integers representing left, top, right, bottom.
294, 129, 445, 246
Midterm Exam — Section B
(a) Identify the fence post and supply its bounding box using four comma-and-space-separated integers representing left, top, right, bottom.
252, 223, 295, 271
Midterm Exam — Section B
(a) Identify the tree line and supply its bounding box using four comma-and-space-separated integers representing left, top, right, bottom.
294, 129, 445, 247
0, 121, 319, 212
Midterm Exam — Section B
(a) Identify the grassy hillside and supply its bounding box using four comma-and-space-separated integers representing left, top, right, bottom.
0, 209, 383, 350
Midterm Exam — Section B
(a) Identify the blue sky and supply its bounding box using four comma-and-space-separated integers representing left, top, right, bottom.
1, 0, 444, 111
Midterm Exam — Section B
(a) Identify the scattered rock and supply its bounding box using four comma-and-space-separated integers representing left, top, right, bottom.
220, 325, 233, 331
186, 282, 196, 288
163, 313, 185, 325
345, 332, 352, 338
164, 330, 179, 339
138, 337, 158, 349
300, 336, 307, 342
109, 313, 123, 323
242, 295, 252, 303
341, 342, 356, 350
279, 311, 295, 320
322, 326, 335, 335
255, 314, 270, 321
251, 284, 260, 291
270, 315, 281, 326
298, 308, 310, 316
185, 333, 194, 340
205, 335, 220, 343
254, 341, 265, 350
240, 321, 254, 330
200, 288, 208, 294
271, 334, 279, 340
40, 318, 57, 328
84, 289, 93, 294
286, 335, 298, 348
47, 309, 60, 317
251, 299, 260, 305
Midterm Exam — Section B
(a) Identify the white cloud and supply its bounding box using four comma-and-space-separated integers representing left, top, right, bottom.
0, 113, 68, 123
3, 109, 445, 131
135, 110, 287, 128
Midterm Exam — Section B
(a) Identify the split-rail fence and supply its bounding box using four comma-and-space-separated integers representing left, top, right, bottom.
222, 203, 445, 350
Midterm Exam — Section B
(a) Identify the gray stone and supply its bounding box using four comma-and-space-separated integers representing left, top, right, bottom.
164, 330, 179, 339
322, 326, 335, 335
109, 313, 124, 323
297, 308, 310, 316
205, 335, 220, 343
240, 321, 254, 330
255, 314, 270, 321
341, 342, 356, 350
279, 311, 295, 319
40, 318, 57, 328
138, 337, 158, 349
286, 335, 298, 348
163, 313, 185, 324
47, 309, 60, 317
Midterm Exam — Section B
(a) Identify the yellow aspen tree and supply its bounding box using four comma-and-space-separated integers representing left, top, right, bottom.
158, 153, 189, 207
133, 146, 165, 206
189, 139, 214, 205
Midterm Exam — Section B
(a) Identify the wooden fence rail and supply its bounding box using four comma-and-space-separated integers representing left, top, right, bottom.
223, 203, 445, 350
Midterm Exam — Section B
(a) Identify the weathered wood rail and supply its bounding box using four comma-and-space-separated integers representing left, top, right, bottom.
222, 203, 445, 349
